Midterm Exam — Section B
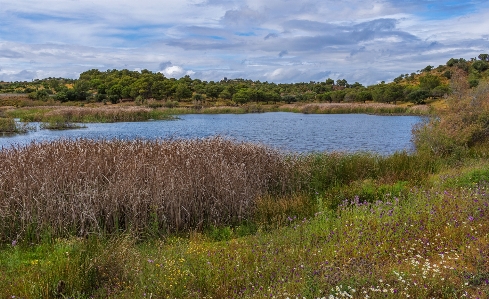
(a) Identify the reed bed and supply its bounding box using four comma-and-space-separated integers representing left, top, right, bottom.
6, 106, 174, 123
41, 106, 174, 122
0, 137, 292, 241
0, 117, 17, 133
0, 117, 30, 134
280, 102, 431, 115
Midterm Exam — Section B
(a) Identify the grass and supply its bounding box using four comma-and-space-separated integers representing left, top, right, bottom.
0, 138, 442, 243
2, 102, 433, 126
278, 102, 432, 115
4, 106, 176, 123
1, 182, 488, 298
0, 138, 292, 242
3, 137, 483, 298
0, 117, 30, 135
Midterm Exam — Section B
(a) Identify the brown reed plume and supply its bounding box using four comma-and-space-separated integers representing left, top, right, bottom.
0, 137, 292, 241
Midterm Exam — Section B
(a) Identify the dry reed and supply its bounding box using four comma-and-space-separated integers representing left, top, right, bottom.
0, 137, 291, 241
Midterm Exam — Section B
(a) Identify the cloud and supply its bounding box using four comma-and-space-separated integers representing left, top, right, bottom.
278, 50, 288, 58
0, 0, 488, 84
264, 33, 278, 40
159, 61, 172, 71
221, 7, 265, 28
161, 65, 195, 78
0, 49, 24, 59
0, 70, 38, 82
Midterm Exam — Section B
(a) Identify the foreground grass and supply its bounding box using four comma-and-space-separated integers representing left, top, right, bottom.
0, 138, 440, 242
1, 182, 488, 298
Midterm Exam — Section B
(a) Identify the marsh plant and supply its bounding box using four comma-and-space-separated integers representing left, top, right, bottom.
6, 106, 175, 123
0, 117, 30, 134
0, 137, 293, 242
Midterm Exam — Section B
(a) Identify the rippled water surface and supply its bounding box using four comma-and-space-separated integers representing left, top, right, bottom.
0, 113, 422, 154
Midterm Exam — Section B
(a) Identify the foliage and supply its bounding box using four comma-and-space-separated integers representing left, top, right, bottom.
0, 117, 30, 134
2, 53, 488, 109
413, 79, 489, 157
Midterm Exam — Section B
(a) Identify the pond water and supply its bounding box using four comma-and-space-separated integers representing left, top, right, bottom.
0, 113, 423, 154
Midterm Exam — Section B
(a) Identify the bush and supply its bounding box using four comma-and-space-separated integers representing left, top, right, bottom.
413, 81, 489, 157
0, 117, 17, 132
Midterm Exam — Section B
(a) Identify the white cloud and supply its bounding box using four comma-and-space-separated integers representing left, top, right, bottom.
0, 0, 488, 84
161, 66, 195, 78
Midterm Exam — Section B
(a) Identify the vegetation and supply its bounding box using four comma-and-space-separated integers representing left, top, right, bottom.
4, 106, 176, 124
1, 56, 489, 298
0, 117, 30, 135
1, 54, 488, 109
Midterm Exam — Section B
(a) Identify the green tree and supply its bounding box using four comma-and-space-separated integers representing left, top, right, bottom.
407, 89, 429, 104
431, 85, 451, 98
472, 60, 488, 72
356, 90, 372, 103
419, 74, 441, 91
219, 88, 232, 100
336, 79, 348, 87
175, 83, 192, 100
478, 53, 489, 61
107, 84, 123, 103
205, 84, 222, 100
232, 89, 250, 104
421, 65, 433, 72
447, 58, 459, 67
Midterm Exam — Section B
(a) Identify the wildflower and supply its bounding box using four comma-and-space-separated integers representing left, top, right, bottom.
11, 240, 17, 247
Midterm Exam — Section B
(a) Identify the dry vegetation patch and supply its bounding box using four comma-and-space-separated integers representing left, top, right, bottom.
0, 137, 292, 241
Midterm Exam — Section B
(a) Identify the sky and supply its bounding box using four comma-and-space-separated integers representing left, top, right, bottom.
1, 0, 488, 85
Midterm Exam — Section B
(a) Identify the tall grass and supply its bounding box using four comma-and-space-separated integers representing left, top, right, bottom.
0, 117, 17, 133
5, 106, 175, 123
0, 138, 292, 242
293, 151, 437, 201
280, 103, 432, 115
0, 117, 30, 134
413, 81, 489, 157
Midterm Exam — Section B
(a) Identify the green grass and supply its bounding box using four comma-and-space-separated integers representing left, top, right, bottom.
2, 182, 488, 298
0, 117, 30, 134
4, 108, 52, 122
4, 107, 176, 123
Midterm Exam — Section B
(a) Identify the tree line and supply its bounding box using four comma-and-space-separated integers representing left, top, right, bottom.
1, 54, 488, 105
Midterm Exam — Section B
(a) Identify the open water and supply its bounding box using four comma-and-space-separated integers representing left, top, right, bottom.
0, 112, 423, 154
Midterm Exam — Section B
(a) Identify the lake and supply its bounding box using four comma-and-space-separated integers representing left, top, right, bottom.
0, 113, 423, 154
